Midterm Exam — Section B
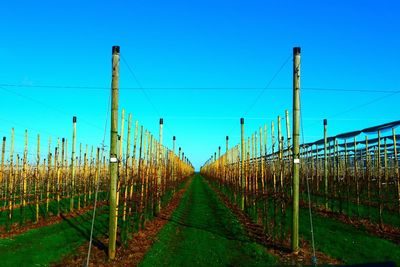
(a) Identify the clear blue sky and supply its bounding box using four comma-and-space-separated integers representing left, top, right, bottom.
1, 0, 399, 169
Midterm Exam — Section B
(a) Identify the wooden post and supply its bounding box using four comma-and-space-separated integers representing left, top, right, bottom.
278, 116, 283, 189
70, 117, 77, 212
259, 128, 264, 194
172, 136, 176, 190
128, 120, 139, 217
108, 45, 120, 260
392, 128, 400, 214
285, 110, 292, 196
271, 121, 276, 193
240, 118, 245, 210
34, 134, 39, 222
225, 136, 229, 185
123, 113, 131, 222
218, 146, 221, 183
56, 140, 61, 214
115, 110, 125, 231
9, 128, 15, 224
157, 118, 163, 213
377, 130, 383, 227
22, 130, 28, 214
1, 137, 5, 205
323, 119, 328, 209
291, 46, 301, 252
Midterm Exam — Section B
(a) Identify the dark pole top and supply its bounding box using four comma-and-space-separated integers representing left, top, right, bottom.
173, 136, 176, 141
179, 147, 181, 151
323, 119, 327, 126
112, 46, 120, 54
226, 136, 229, 140
293, 47, 301, 54
218, 146, 221, 150
62, 138, 65, 142
73, 116, 77, 123
240, 118, 244, 124
2, 137, 5, 141
160, 118, 163, 125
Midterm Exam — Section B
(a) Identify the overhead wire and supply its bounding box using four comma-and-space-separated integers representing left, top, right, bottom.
218, 54, 292, 158
2, 83, 398, 93
120, 55, 161, 117
0, 86, 105, 143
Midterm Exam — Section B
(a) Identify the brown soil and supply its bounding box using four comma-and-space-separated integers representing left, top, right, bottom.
53, 178, 192, 267
0, 201, 108, 238
207, 181, 342, 266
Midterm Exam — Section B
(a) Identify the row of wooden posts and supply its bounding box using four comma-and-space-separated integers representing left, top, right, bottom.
0, 114, 194, 232
201, 115, 400, 246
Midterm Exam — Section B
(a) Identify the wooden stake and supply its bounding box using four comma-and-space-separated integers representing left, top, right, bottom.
240, 118, 245, 210
123, 113, 131, 222
389, 128, 400, 213
323, 119, 328, 209
35, 135, 40, 222
157, 118, 163, 213
1, 137, 5, 201
70, 117, 77, 212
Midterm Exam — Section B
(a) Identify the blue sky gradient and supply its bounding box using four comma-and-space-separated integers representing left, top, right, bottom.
1, 1, 399, 169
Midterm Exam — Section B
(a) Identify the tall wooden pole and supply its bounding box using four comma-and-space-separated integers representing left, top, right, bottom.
70, 117, 77, 212
8, 129, 14, 223
292, 46, 301, 252
35, 134, 40, 222
157, 118, 163, 213
323, 119, 328, 209
172, 136, 176, 190
240, 118, 245, 210
108, 45, 120, 260
225, 136, 229, 185
1, 137, 5, 204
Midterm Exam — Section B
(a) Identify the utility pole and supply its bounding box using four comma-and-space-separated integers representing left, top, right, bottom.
108, 45, 120, 260
292, 46, 301, 252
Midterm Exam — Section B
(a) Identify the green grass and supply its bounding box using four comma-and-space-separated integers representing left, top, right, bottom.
140, 174, 277, 267
0, 182, 188, 266
0, 206, 109, 266
0, 192, 108, 230
299, 209, 400, 265
209, 179, 400, 265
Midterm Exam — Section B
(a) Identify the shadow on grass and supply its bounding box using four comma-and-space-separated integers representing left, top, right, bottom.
60, 212, 108, 252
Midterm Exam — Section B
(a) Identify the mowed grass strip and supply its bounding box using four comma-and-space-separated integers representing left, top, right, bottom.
140, 174, 276, 267
0, 206, 109, 267
299, 208, 400, 265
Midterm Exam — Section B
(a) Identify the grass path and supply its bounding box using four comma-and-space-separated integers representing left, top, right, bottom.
140, 174, 277, 267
